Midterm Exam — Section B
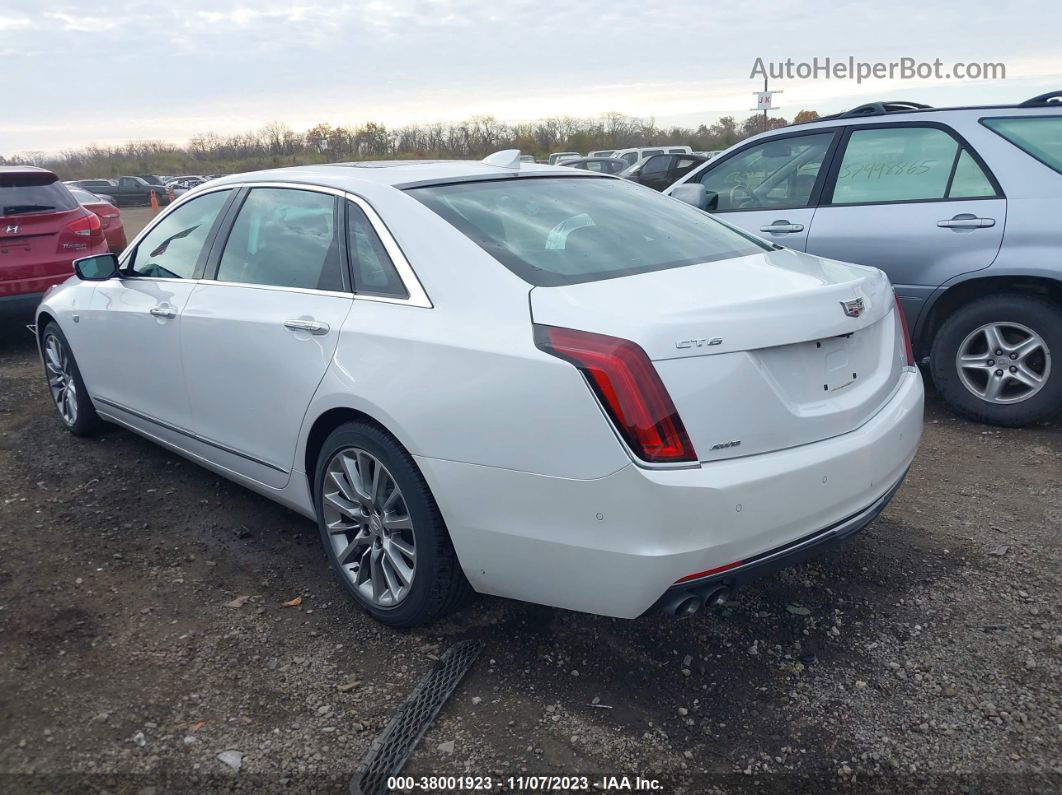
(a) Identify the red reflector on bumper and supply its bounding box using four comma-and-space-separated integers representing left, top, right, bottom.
674, 560, 743, 584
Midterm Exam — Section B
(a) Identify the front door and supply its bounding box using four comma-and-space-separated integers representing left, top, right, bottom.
79, 189, 234, 432
686, 129, 839, 251
180, 186, 354, 487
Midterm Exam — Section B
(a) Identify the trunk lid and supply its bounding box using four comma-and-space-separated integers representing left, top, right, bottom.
530, 248, 907, 462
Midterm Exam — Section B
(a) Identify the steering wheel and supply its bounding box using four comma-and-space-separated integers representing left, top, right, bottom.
728, 184, 756, 209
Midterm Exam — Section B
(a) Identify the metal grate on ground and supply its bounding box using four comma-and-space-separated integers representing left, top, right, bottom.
349, 639, 484, 795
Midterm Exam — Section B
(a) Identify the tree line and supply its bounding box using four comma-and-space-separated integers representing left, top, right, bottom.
3, 110, 820, 179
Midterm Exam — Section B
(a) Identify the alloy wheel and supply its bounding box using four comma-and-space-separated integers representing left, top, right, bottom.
321, 447, 416, 607
44, 334, 78, 426
956, 322, 1051, 404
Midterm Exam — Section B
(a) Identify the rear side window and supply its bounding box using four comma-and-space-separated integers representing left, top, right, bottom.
982, 116, 1062, 174
409, 176, 767, 286
640, 156, 670, 176
1, 172, 78, 216
346, 201, 407, 298
831, 126, 996, 204
217, 188, 344, 291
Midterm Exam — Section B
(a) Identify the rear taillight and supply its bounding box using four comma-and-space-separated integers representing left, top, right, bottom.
894, 293, 915, 366
98, 208, 120, 229
58, 212, 104, 251
534, 324, 698, 464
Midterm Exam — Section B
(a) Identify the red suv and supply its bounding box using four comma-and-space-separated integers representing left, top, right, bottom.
1, 166, 108, 316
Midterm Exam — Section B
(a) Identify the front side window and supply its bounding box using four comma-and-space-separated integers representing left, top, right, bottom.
347, 202, 406, 298
128, 189, 230, 279
982, 116, 1062, 174
216, 188, 344, 291
830, 126, 995, 204
699, 132, 833, 211
409, 176, 767, 286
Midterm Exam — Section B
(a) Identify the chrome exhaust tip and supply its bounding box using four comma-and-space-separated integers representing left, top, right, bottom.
704, 587, 731, 608
674, 596, 703, 618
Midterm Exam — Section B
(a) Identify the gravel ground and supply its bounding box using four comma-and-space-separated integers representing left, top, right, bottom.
0, 302, 1059, 794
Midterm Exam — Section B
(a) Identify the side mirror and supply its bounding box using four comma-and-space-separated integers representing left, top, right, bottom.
671, 183, 709, 211
74, 253, 120, 281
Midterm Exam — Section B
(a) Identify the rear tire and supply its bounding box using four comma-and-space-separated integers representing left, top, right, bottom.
41, 322, 103, 437
930, 294, 1062, 426
313, 421, 472, 627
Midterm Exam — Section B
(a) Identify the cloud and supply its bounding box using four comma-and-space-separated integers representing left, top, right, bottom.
3, 0, 1060, 154
43, 11, 118, 32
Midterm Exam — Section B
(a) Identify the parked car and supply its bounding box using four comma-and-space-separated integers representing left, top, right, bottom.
588, 149, 616, 158
613, 145, 693, 168
83, 176, 169, 207
556, 157, 628, 174
547, 151, 581, 165
68, 187, 127, 252
36, 154, 922, 626
166, 176, 208, 197
1, 166, 108, 316
667, 92, 1062, 426
68, 179, 118, 203
622, 153, 709, 191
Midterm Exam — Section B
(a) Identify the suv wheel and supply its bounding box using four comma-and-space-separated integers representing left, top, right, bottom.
313, 421, 472, 627
930, 294, 1062, 426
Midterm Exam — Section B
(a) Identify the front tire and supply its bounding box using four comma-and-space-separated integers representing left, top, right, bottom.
930, 294, 1062, 426
41, 322, 103, 437
313, 422, 472, 627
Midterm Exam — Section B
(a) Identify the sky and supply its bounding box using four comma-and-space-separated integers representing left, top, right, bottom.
2, 0, 1061, 155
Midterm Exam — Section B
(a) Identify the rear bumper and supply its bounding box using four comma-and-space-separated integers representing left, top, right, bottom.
645, 470, 906, 615
418, 369, 923, 619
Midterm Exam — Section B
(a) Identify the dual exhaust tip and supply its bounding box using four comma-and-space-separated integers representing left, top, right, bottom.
664, 585, 731, 619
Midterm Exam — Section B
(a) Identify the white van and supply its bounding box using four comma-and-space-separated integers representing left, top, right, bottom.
612, 146, 692, 168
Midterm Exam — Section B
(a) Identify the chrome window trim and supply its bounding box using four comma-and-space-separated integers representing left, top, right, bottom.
117, 181, 433, 308
195, 279, 354, 301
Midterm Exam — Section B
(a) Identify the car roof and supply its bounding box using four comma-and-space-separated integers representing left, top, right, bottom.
787, 93, 1062, 130
206, 159, 598, 192
0, 165, 57, 178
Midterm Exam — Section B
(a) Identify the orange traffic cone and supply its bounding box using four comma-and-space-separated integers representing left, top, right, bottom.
150, 191, 160, 213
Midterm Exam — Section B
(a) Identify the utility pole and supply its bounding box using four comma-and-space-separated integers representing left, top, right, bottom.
752, 78, 783, 132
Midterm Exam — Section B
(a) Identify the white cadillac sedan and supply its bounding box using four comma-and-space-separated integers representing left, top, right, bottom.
35, 152, 923, 627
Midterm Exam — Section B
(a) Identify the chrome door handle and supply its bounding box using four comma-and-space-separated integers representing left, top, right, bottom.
284, 319, 330, 335
937, 216, 995, 229
759, 221, 804, 233
149, 305, 177, 319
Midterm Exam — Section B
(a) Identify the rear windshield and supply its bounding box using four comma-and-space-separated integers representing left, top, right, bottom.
1, 174, 78, 216
982, 116, 1062, 174
408, 176, 767, 286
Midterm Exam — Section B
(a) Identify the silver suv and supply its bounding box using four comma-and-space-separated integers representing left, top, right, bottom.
668, 92, 1062, 426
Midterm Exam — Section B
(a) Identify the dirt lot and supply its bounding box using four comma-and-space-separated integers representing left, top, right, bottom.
0, 284, 1060, 792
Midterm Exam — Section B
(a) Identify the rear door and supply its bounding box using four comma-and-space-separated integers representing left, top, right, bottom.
179, 186, 354, 487
637, 155, 675, 190
667, 155, 704, 185
805, 122, 1006, 329
684, 129, 840, 251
